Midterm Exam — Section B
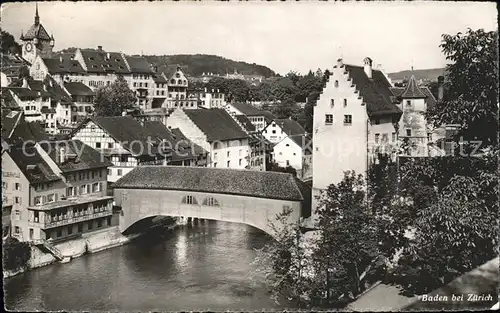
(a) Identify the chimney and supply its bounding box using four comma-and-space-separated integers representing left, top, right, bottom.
22, 77, 28, 88
98, 45, 103, 52
363, 57, 373, 79
59, 147, 66, 164
106, 52, 110, 60
336, 58, 343, 68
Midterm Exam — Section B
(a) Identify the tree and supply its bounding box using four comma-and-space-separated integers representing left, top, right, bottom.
266, 161, 297, 177
426, 29, 498, 148
1, 30, 21, 55
252, 207, 312, 307
94, 75, 137, 116
312, 171, 381, 305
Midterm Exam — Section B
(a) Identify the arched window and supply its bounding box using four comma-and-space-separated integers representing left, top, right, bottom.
181, 195, 198, 205
334, 80, 339, 87
203, 197, 219, 206
170, 79, 175, 84
176, 73, 180, 78
177, 79, 182, 84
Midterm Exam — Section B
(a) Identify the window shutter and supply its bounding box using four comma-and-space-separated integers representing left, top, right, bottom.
42, 195, 47, 204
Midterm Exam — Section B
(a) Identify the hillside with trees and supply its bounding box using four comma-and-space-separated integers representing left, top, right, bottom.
141, 54, 276, 77
388, 68, 447, 82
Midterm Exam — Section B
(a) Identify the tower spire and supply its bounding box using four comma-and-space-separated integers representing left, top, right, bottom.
35, 2, 40, 25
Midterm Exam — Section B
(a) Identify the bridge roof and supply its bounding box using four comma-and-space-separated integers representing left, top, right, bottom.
113, 166, 308, 202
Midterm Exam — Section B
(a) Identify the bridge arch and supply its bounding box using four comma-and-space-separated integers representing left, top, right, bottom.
112, 166, 312, 238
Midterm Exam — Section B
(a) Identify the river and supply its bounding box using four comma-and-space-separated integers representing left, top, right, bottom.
4, 220, 290, 311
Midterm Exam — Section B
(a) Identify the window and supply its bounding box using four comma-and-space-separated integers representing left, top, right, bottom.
29, 228, 34, 239
392, 132, 397, 142
286, 160, 290, 166
68, 225, 73, 235
227, 151, 230, 158
374, 118, 380, 125
15, 226, 20, 234
227, 161, 230, 167
334, 80, 339, 87
406, 129, 412, 137
272, 130, 276, 134
406, 100, 412, 108
107, 217, 112, 226
78, 223, 83, 233
330, 99, 334, 107
344, 99, 348, 107
204, 197, 219, 206
213, 142, 220, 149
15, 197, 21, 204
95, 142, 101, 148
80, 185, 87, 194
325, 114, 333, 124
344, 115, 352, 125
239, 159, 242, 166
183, 195, 197, 205
34, 211, 39, 223
107, 169, 112, 176
92, 182, 100, 193
15, 183, 21, 191
375, 134, 380, 143
382, 133, 388, 143
117, 169, 123, 176
213, 152, 218, 160
47, 194, 55, 202
213, 162, 217, 168
286, 144, 290, 147
97, 219, 102, 228
427, 133, 433, 142
34, 196, 42, 205
88, 221, 93, 230
56, 229, 62, 237
108, 142, 113, 148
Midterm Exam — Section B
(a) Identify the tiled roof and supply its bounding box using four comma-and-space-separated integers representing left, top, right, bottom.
38, 140, 113, 173
1, 109, 24, 139
151, 98, 166, 108
344, 65, 402, 117
43, 55, 85, 74
124, 56, 154, 74
7, 143, 61, 184
170, 128, 207, 156
400, 75, 427, 99
184, 108, 249, 142
390, 86, 437, 110
153, 74, 168, 83
45, 76, 73, 104
9, 87, 40, 99
80, 49, 130, 74
83, 116, 160, 157
23, 23, 51, 41
142, 121, 199, 162
235, 115, 256, 132
1, 88, 18, 108
113, 166, 307, 202
261, 110, 277, 122
231, 102, 263, 116
1, 54, 28, 68
64, 82, 95, 96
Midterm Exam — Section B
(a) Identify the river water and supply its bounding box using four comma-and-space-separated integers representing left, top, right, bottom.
4, 220, 290, 311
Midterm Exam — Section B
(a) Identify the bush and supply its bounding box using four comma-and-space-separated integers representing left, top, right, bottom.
3, 237, 31, 272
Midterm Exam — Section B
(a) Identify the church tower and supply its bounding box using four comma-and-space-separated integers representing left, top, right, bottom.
20, 3, 55, 64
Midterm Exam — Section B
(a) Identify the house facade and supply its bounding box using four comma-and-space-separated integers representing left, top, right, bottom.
166, 108, 250, 169
2, 140, 114, 242
69, 116, 167, 182
312, 57, 402, 216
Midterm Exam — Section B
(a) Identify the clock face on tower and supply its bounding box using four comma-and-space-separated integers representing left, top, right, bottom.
25, 42, 33, 52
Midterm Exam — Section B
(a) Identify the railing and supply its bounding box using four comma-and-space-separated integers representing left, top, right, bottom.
30, 210, 113, 229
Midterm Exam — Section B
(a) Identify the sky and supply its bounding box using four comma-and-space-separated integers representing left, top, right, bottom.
1, 1, 497, 75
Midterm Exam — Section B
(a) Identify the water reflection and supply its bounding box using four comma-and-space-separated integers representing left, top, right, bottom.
4, 220, 286, 311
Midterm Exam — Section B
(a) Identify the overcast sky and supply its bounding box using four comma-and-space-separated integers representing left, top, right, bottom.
1, 1, 497, 75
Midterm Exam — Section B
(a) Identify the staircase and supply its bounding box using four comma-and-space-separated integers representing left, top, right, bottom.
35, 240, 69, 262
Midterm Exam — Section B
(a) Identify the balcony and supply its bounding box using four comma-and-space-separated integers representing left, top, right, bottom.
31, 209, 113, 229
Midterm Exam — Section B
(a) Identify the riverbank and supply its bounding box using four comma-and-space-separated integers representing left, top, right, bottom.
3, 218, 180, 279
